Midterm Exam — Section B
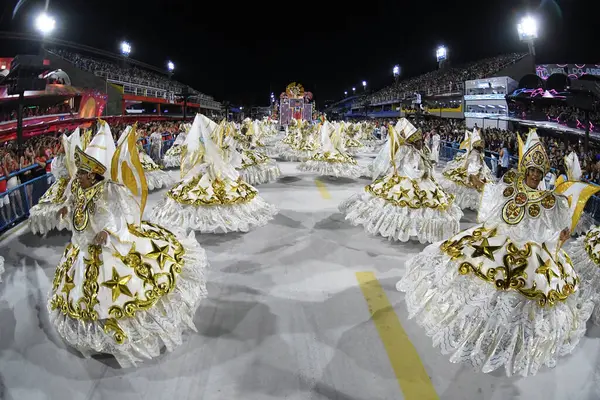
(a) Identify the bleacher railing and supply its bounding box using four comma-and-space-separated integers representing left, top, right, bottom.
0, 133, 176, 235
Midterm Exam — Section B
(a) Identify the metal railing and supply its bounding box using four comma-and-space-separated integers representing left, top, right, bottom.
0, 133, 177, 235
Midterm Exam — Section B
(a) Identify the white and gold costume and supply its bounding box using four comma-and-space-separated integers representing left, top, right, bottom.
340, 118, 462, 243
298, 121, 362, 178
29, 129, 81, 235
132, 130, 174, 191
280, 122, 319, 162
162, 124, 190, 168
397, 130, 594, 376
344, 123, 365, 155
49, 121, 208, 367
236, 120, 281, 185
270, 119, 299, 158
151, 114, 277, 233
438, 128, 494, 211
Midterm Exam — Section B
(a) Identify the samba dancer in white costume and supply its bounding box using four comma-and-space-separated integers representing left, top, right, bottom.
340, 118, 462, 243
151, 114, 277, 233
270, 118, 299, 158
437, 128, 494, 211
280, 121, 319, 162
397, 130, 594, 376
236, 120, 281, 185
49, 121, 208, 367
29, 129, 81, 235
162, 123, 190, 168
344, 122, 366, 155
298, 121, 362, 178
133, 128, 175, 191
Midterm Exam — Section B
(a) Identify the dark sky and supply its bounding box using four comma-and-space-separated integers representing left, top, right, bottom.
0, 0, 596, 106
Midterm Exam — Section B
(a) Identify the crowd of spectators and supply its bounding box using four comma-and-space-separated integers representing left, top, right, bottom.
508, 101, 600, 133
0, 103, 73, 123
368, 53, 526, 104
50, 48, 213, 101
0, 119, 185, 227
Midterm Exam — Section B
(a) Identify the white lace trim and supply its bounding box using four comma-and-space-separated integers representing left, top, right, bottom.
339, 192, 462, 243
297, 160, 362, 179
163, 155, 181, 168
239, 163, 281, 186
438, 176, 481, 211
566, 236, 600, 324
150, 195, 278, 233
396, 246, 594, 376
47, 230, 208, 368
145, 169, 175, 191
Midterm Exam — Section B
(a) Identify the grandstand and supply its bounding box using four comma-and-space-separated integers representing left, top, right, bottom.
342, 52, 529, 120
0, 40, 221, 131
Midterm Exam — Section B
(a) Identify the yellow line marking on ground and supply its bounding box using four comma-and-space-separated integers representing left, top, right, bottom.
315, 179, 331, 199
356, 272, 439, 400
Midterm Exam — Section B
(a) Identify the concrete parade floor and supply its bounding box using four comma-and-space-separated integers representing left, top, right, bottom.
1, 156, 600, 400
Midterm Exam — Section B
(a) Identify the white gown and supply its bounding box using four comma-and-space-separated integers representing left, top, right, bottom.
151, 121, 278, 233
397, 169, 593, 376
163, 132, 187, 168
340, 145, 462, 243
29, 155, 71, 235
49, 179, 208, 367
437, 149, 494, 211
565, 226, 600, 324
138, 148, 175, 191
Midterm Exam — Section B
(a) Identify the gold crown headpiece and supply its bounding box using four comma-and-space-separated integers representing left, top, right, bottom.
519, 141, 550, 174
74, 146, 106, 176
406, 129, 423, 144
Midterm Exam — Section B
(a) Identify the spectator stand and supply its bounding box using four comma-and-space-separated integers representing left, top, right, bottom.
1, 130, 177, 235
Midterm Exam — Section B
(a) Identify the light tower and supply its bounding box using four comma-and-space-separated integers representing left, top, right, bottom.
517, 16, 538, 57
436, 46, 448, 69
35, 12, 55, 54
393, 65, 400, 83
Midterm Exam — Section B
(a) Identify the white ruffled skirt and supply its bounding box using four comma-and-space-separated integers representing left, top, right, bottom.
279, 148, 315, 162
163, 145, 182, 168
298, 160, 362, 179
48, 224, 208, 368
145, 169, 175, 191
566, 233, 600, 324
151, 196, 277, 233
437, 176, 481, 211
239, 161, 281, 186
396, 245, 593, 376
339, 192, 462, 243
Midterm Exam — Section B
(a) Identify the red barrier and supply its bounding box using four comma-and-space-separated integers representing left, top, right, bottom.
0, 115, 193, 143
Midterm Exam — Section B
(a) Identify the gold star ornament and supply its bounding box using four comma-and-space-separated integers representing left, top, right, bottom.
145, 240, 175, 270
471, 237, 502, 261
101, 267, 134, 302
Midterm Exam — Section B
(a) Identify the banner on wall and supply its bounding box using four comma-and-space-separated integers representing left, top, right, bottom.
536, 64, 600, 80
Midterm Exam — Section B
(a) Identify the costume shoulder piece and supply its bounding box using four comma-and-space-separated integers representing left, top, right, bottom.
500, 169, 559, 225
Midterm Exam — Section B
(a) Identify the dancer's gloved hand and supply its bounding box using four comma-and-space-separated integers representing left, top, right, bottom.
57, 207, 68, 219
93, 230, 109, 246
559, 228, 570, 242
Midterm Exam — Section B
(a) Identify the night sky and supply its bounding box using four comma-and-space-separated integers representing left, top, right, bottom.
0, 0, 596, 106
